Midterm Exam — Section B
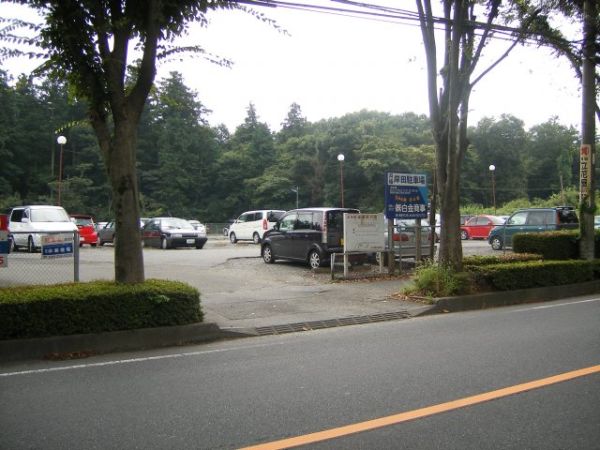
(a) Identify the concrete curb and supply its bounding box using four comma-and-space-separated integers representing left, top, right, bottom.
419, 280, 600, 315
0, 322, 248, 363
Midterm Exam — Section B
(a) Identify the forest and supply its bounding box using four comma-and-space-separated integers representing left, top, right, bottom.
0, 69, 586, 223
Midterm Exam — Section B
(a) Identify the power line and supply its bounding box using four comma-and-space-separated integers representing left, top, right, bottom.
235, 0, 576, 48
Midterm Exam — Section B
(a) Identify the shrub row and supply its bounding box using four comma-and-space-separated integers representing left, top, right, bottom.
512, 230, 600, 260
463, 253, 542, 267
0, 279, 202, 340
468, 260, 600, 291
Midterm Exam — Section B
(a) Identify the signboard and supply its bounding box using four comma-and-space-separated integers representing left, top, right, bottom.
343, 213, 386, 252
42, 234, 74, 258
0, 215, 7, 268
579, 144, 593, 201
385, 172, 428, 219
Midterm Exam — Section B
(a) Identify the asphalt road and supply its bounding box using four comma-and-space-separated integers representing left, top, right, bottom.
1, 295, 598, 449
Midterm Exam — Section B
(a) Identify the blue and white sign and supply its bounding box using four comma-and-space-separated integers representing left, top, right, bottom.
42, 234, 74, 258
385, 172, 429, 219
0, 230, 8, 268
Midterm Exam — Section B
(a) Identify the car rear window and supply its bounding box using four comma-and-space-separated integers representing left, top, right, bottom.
558, 209, 578, 224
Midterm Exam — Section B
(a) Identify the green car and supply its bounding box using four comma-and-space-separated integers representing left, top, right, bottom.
488, 207, 579, 250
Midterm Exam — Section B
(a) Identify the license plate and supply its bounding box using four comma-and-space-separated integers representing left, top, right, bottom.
186, 239, 195, 244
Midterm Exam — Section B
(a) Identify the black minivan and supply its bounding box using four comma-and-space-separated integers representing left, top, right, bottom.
261, 207, 359, 269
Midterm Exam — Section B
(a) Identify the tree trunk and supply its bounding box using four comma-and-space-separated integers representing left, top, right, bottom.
111, 122, 145, 282
93, 112, 145, 283
579, 0, 597, 261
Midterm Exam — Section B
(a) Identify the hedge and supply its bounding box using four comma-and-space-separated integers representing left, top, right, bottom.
0, 279, 202, 340
512, 231, 578, 260
469, 260, 596, 291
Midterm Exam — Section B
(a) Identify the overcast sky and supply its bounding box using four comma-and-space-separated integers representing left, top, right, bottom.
2, 1, 584, 133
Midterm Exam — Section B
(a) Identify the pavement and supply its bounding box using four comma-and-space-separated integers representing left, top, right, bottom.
2, 254, 600, 363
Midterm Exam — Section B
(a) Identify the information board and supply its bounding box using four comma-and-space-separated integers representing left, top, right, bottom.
343, 213, 386, 252
385, 172, 428, 219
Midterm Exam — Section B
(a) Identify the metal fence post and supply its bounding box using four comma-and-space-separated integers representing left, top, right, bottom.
74, 230, 80, 282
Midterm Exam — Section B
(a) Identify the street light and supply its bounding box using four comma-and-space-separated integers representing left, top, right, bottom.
291, 186, 299, 209
337, 154, 345, 208
57, 135, 67, 206
489, 164, 496, 215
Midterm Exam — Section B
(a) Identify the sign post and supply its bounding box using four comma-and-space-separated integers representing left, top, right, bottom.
385, 172, 429, 272
580, 144, 593, 202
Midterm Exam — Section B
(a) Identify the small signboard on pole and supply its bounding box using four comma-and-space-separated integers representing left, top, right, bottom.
580, 144, 593, 202
0, 214, 8, 268
42, 234, 74, 258
385, 172, 428, 219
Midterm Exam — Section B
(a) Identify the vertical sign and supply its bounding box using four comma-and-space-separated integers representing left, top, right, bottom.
0, 214, 8, 268
580, 144, 592, 201
385, 172, 428, 219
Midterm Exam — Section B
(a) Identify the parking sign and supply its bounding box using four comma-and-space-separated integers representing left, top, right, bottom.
385, 172, 428, 219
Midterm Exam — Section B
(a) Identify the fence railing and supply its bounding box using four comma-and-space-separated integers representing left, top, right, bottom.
0, 231, 80, 287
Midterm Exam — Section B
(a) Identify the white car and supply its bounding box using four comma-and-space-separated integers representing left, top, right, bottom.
8, 205, 78, 252
228, 210, 285, 244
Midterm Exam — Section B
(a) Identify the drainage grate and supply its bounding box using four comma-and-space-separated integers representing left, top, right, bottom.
254, 310, 410, 336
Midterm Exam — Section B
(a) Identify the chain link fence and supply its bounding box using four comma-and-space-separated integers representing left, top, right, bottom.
0, 231, 80, 287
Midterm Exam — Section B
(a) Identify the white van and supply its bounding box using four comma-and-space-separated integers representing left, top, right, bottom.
228, 209, 285, 244
8, 205, 78, 252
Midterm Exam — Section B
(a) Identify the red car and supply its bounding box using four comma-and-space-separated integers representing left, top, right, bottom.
460, 214, 505, 240
70, 214, 99, 247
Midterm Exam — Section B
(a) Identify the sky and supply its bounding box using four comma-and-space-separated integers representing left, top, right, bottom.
1, 1, 585, 133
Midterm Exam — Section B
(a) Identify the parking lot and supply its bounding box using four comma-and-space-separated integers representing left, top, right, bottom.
1, 239, 498, 331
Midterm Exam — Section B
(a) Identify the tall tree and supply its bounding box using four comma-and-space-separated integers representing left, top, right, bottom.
416, 0, 543, 269
1, 0, 236, 282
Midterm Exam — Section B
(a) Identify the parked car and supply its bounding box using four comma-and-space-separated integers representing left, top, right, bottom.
261, 207, 363, 269
399, 218, 440, 242
142, 217, 207, 249
595, 215, 600, 229
488, 206, 579, 250
222, 219, 235, 237
8, 205, 78, 252
229, 210, 285, 244
98, 221, 116, 246
70, 214, 99, 247
460, 214, 505, 240
188, 219, 207, 235
98, 218, 148, 246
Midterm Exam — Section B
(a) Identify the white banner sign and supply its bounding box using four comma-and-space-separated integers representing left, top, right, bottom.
343, 213, 386, 252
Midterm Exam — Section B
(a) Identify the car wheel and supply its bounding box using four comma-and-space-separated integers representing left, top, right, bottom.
490, 236, 503, 250
161, 237, 169, 249
27, 236, 35, 253
262, 244, 275, 264
91, 243, 97, 247
460, 230, 469, 240
252, 232, 261, 244
195, 242, 205, 250
308, 250, 322, 270
99, 240, 105, 246
223, 227, 229, 237
229, 232, 237, 244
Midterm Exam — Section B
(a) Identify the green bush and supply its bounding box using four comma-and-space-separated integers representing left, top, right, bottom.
463, 253, 542, 267
408, 263, 471, 297
512, 231, 578, 260
472, 260, 594, 291
0, 279, 202, 340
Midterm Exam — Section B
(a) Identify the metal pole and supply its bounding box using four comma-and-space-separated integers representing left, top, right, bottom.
340, 162, 344, 208
58, 143, 64, 206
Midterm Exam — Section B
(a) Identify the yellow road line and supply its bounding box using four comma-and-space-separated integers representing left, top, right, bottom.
240, 364, 600, 450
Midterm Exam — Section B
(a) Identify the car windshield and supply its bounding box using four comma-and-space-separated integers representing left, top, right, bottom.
30, 208, 70, 222
74, 217, 93, 226
161, 218, 193, 230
